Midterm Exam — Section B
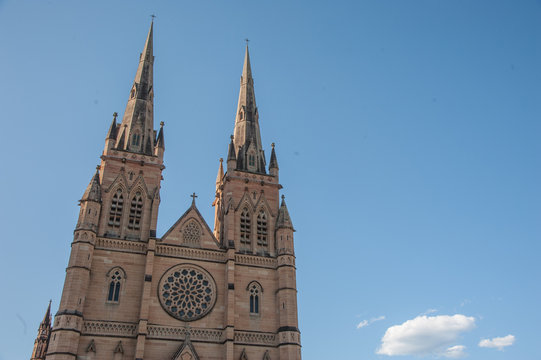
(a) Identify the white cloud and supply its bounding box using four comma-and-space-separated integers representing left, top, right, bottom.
357, 315, 385, 329
442, 345, 467, 358
376, 314, 475, 357
479, 335, 515, 350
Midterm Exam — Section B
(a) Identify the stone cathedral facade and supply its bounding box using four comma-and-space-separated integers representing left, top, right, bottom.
31, 22, 301, 360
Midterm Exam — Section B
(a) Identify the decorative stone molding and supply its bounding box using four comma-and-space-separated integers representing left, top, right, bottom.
147, 325, 223, 342
277, 255, 295, 267
235, 254, 277, 268
278, 330, 301, 345
234, 330, 276, 346
95, 237, 147, 254
82, 320, 137, 338
156, 244, 226, 262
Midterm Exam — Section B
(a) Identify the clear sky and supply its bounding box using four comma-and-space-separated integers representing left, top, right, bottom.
0, 0, 539, 359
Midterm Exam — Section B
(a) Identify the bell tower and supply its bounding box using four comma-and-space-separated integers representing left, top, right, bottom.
46, 20, 165, 360
213, 44, 302, 359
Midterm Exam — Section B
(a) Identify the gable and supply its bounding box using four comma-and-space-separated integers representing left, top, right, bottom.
171, 335, 200, 360
160, 204, 220, 250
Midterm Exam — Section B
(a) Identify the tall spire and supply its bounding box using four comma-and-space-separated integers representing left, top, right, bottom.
232, 44, 266, 173
115, 21, 155, 154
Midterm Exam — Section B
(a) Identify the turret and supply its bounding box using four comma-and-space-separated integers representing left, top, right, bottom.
226, 135, 237, 171
275, 195, 300, 358
276, 195, 294, 255
76, 166, 102, 232
104, 112, 118, 152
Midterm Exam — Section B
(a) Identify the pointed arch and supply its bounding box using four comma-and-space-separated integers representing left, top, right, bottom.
108, 188, 124, 228
256, 209, 268, 248
86, 339, 96, 353
128, 174, 151, 198
262, 350, 271, 360
127, 191, 143, 230
240, 348, 248, 360
240, 207, 252, 247
106, 267, 126, 303
114, 341, 124, 354
253, 192, 275, 218
247, 281, 263, 315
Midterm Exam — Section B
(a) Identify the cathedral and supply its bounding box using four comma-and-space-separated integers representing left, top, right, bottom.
30, 21, 301, 360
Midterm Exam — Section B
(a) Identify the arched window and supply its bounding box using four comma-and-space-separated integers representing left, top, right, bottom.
106, 268, 125, 303
256, 210, 268, 247
128, 192, 143, 230
108, 190, 123, 228
240, 208, 251, 245
248, 153, 255, 167
248, 281, 262, 314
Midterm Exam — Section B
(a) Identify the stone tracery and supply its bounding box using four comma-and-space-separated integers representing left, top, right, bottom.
158, 264, 216, 321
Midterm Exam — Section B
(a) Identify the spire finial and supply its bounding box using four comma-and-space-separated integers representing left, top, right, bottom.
190, 192, 198, 205
96, 165, 100, 171
160, 121, 164, 127
113, 112, 118, 120
151, 14, 156, 22
282, 194, 285, 200
219, 158, 223, 163
271, 142, 275, 149
245, 38, 249, 46
230, 134, 234, 141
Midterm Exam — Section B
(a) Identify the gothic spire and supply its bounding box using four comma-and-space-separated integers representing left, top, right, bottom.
116, 21, 155, 154
227, 135, 236, 161
42, 300, 52, 326
232, 44, 266, 173
276, 195, 294, 230
80, 166, 101, 203
216, 158, 224, 186
106, 112, 118, 140
269, 143, 278, 170
30, 301, 52, 360
156, 121, 165, 149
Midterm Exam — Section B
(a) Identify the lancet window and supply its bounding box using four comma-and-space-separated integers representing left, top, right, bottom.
240, 208, 251, 245
256, 210, 268, 247
128, 192, 143, 230
106, 268, 125, 303
248, 281, 262, 314
108, 189, 124, 228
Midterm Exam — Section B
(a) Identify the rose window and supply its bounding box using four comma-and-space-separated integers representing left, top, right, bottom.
158, 264, 216, 321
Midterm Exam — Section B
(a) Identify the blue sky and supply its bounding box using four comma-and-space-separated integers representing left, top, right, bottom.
0, 0, 540, 359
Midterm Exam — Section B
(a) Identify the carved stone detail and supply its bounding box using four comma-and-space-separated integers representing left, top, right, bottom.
147, 325, 223, 342
95, 237, 147, 254
156, 244, 226, 262
234, 331, 277, 346
235, 254, 277, 268
82, 320, 137, 338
